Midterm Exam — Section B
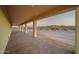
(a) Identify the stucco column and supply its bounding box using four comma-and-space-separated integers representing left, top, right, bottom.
25, 24, 27, 33
33, 20, 37, 38
76, 6, 79, 53
19, 25, 22, 32
22, 24, 25, 32
19, 25, 22, 31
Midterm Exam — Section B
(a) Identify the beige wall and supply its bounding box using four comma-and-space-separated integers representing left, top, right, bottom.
0, 7, 12, 53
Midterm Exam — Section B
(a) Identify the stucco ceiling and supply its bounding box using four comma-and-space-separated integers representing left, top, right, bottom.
5, 5, 75, 25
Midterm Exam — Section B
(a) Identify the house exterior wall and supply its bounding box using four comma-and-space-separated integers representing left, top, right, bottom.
0, 7, 12, 53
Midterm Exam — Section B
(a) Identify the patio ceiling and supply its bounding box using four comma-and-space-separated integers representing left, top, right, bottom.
5, 5, 75, 25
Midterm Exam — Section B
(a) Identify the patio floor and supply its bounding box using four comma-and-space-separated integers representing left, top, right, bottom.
5, 31, 74, 54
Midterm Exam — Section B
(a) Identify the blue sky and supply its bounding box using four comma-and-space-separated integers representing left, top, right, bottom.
28, 10, 75, 27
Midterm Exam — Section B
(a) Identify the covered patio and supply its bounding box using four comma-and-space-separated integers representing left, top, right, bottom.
0, 5, 76, 53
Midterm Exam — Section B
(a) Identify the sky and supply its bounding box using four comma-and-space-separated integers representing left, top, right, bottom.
27, 10, 75, 27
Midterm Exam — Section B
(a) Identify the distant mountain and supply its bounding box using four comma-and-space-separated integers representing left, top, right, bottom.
27, 25, 75, 30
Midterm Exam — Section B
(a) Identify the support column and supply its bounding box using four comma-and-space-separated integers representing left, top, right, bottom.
33, 20, 37, 38
19, 25, 22, 31
76, 6, 79, 53
25, 24, 27, 33
19, 25, 22, 32
22, 24, 25, 32
20, 24, 26, 32
21, 25, 23, 32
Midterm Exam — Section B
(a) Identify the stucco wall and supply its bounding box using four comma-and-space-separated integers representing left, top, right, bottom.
0, 7, 12, 53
